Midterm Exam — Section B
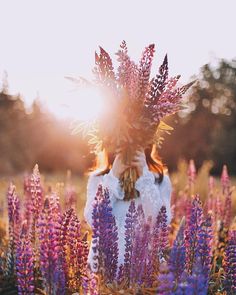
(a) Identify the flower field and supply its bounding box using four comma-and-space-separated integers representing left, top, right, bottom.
0, 160, 235, 295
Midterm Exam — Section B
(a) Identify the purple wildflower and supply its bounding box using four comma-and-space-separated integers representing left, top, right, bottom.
6, 183, 20, 275
15, 221, 34, 295
224, 230, 236, 293
37, 197, 65, 294
123, 200, 138, 286
185, 195, 203, 274
91, 185, 119, 284
168, 217, 186, 280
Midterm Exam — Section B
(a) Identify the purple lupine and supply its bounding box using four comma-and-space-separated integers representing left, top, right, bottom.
224, 230, 236, 293
123, 200, 138, 286
80, 231, 90, 295
143, 206, 169, 288
175, 256, 208, 295
130, 214, 152, 286
152, 206, 169, 261
168, 217, 186, 281
116, 264, 125, 286
91, 185, 119, 284
29, 164, 43, 220
185, 194, 203, 274
196, 214, 213, 282
15, 221, 34, 295
37, 197, 65, 294
6, 183, 20, 275
157, 262, 175, 294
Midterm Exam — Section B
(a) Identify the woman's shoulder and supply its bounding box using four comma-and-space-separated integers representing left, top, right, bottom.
153, 171, 171, 188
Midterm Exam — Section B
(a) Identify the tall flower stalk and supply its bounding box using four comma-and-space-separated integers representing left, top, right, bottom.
15, 221, 34, 295
91, 185, 119, 286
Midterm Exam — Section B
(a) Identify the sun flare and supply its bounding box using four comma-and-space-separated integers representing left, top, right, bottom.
59, 86, 105, 122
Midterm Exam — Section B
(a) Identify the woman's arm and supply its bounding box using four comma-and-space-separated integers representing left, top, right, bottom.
134, 166, 172, 225
83, 169, 124, 226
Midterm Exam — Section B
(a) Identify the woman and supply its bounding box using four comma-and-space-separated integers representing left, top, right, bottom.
83, 144, 172, 272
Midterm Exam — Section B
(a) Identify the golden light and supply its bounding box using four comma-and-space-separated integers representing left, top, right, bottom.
61, 85, 105, 122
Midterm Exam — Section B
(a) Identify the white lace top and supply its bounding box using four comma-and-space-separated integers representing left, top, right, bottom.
83, 166, 172, 272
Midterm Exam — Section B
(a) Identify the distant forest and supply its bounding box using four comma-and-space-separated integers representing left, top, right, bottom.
0, 57, 236, 175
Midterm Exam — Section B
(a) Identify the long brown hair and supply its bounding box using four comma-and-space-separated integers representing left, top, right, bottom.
87, 144, 166, 184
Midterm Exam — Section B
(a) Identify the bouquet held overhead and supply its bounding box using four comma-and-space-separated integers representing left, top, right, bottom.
67, 41, 197, 200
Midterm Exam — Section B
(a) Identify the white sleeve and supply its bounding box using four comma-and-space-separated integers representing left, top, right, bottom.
83, 169, 125, 227
134, 166, 172, 225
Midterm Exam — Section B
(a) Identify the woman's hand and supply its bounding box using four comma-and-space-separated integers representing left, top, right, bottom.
131, 148, 148, 177
111, 149, 130, 179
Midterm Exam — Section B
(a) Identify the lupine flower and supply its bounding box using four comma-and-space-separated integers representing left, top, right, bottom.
196, 214, 213, 285
116, 264, 125, 286
185, 195, 203, 274
176, 256, 208, 295
29, 164, 43, 220
168, 217, 186, 281
187, 159, 196, 193
37, 197, 65, 294
7, 183, 20, 237
91, 185, 119, 284
6, 183, 20, 276
123, 200, 138, 287
221, 164, 230, 194
223, 230, 236, 294
15, 221, 34, 295
61, 207, 88, 291
64, 186, 77, 210
152, 206, 169, 261
130, 214, 152, 286
157, 262, 175, 294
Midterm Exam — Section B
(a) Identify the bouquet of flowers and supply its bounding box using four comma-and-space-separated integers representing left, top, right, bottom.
70, 41, 196, 200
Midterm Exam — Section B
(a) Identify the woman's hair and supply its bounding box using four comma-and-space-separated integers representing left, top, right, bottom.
87, 144, 165, 184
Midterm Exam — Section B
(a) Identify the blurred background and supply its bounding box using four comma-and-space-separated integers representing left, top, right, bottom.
0, 0, 235, 177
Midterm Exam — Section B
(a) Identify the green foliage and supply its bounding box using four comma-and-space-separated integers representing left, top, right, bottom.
160, 58, 236, 175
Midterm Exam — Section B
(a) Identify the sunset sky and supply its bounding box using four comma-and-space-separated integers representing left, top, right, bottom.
0, 0, 235, 120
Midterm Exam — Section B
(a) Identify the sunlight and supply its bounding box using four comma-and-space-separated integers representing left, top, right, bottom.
59, 86, 105, 121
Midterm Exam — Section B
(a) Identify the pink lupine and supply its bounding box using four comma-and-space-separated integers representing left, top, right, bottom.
187, 159, 196, 194
64, 186, 77, 210
221, 164, 230, 194
6, 183, 20, 275
61, 207, 88, 291
220, 165, 233, 228
130, 214, 152, 286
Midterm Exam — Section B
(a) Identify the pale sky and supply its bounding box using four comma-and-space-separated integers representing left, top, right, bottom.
0, 0, 235, 120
